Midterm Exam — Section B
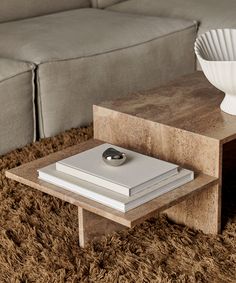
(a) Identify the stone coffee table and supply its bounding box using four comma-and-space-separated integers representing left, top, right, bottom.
6, 139, 216, 247
94, 71, 236, 235
6, 71, 232, 247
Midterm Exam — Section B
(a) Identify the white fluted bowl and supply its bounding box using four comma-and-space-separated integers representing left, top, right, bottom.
195, 29, 236, 115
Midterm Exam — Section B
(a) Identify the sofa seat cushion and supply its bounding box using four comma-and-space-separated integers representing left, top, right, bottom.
0, 8, 195, 64
0, 9, 196, 138
107, 0, 236, 35
0, 59, 35, 155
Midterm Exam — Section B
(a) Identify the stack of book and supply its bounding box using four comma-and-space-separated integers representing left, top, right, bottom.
38, 143, 194, 212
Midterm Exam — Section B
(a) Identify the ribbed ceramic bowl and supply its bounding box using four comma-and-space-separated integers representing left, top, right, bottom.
195, 29, 236, 115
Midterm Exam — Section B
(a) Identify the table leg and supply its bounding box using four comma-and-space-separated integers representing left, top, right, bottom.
78, 207, 126, 247
164, 183, 221, 234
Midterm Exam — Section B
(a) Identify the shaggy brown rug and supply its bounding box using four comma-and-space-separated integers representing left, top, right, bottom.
0, 126, 235, 283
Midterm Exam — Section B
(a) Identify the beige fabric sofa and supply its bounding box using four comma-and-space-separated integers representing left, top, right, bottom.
0, 59, 35, 155
0, 0, 233, 155
0, 0, 196, 151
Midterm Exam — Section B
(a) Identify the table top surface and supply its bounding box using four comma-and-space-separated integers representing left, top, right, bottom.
6, 139, 218, 228
97, 72, 236, 143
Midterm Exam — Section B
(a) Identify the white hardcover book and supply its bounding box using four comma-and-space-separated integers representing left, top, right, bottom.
56, 143, 179, 196
38, 164, 194, 212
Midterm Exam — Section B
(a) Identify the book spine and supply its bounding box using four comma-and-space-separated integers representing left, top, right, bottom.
125, 172, 194, 211
130, 167, 178, 196
38, 172, 126, 212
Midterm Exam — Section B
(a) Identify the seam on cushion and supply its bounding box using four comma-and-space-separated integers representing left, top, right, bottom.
0, 69, 35, 83
39, 24, 197, 65
91, 0, 99, 8
35, 67, 46, 138
30, 67, 37, 142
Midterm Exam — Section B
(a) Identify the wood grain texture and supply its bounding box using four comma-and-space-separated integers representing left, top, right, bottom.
78, 207, 126, 248
94, 108, 221, 176
93, 72, 226, 234
94, 110, 221, 233
5, 139, 217, 228
166, 184, 221, 234
94, 71, 236, 144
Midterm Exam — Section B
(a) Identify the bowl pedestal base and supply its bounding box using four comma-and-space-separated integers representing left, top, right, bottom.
220, 93, 236, 115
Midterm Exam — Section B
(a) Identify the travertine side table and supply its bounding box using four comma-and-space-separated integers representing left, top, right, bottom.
94, 71, 236, 234
7, 72, 234, 247
6, 139, 217, 247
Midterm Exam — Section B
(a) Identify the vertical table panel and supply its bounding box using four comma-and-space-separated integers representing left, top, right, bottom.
94, 107, 222, 234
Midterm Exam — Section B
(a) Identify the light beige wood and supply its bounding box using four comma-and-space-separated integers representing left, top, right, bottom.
5, 71, 227, 244
93, 108, 221, 176
94, 72, 236, 144
93, 72, 230, 234
78, 207, 126, 247
166, 184, 221, 234
6, 139, 217, 229
94, 109, 221, 233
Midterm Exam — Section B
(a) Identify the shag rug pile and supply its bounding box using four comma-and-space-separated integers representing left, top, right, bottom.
0, 126, 235, 283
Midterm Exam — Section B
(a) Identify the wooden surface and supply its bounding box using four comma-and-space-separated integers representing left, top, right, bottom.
78, 207, 126, 248
5, 139, 218, 229
94, 110, 221, 233
6, 71, 227, 244
93, 72, 228, 234
94, 107, 221, 176
94, 72, 236, 144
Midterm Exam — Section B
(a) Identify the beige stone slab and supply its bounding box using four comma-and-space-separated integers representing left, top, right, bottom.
94, 108, 221, 177
166, 184, 221, 234
5, 139, 217, 229
95, 72, 236, 143
94, 110, 221, 233
93, 72, 226, 234
78, 207, 126, 248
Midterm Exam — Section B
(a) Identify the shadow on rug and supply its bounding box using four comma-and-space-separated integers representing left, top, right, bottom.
0, 126, 235, 283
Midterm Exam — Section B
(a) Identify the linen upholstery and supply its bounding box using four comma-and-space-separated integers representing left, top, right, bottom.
0, 8, 196, 64
0, 59, 35, 155
0, 0, 90, 23
107, 0, 236, 35
91, 0, 125, 8
0, 9, 196, 137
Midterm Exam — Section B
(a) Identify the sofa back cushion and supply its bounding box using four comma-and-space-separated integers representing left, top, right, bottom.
107, 0, 236, 35
91, 0, 125, 8
0, 0, 90, 23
